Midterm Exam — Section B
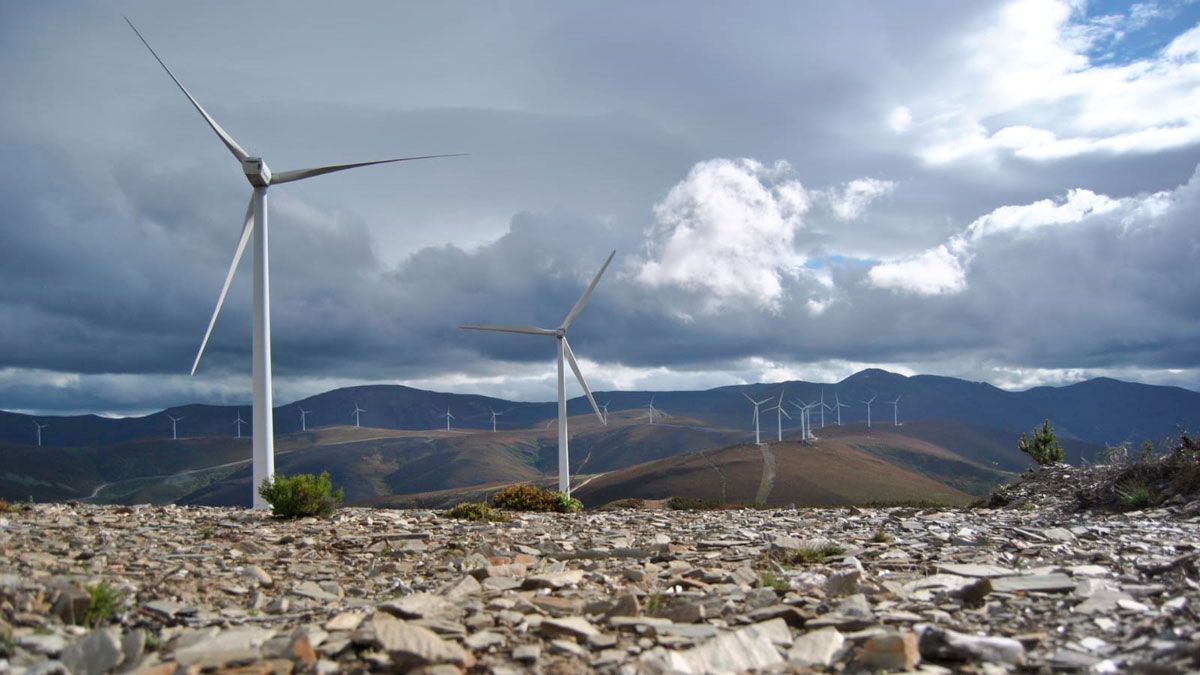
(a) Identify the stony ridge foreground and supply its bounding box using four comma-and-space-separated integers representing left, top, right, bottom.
2, 496, 1199, 674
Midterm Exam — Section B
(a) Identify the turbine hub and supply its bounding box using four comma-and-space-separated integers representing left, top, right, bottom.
242, 157, 272, 187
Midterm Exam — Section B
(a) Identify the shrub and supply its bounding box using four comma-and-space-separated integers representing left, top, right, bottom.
489, 484, 582, 513
775, 543, 847, 565
597, 498, 645, 511
444, 502, 507, 522
667, 496, 724, 511
870, 529, 894, 544
83, 581, 123, 627
760, 572, 789, 593
1114, 478, 1155, 511
1018, 419, 1065, 466
258, 471, 343, 518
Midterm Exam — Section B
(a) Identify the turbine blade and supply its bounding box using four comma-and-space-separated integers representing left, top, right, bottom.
271, 154, 467, 185
560, 250, 616, 330
191, 195, 253, 375
125, 17, 249, 162
459, 324, 557, 336
742, 393, 756, 403
780, 408, 791, 419
563, 338, 603, 423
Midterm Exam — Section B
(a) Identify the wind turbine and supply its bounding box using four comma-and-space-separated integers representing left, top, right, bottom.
861, 394, 878, 428
298, 407, 311, 432
443, 407, 454, 431
744, 393, 773, 444
34, 421, 48, 447
167, 415, 184, 440
601, 401, 611, 425
351, 403, 365, 429
890, 394, 903, 426
489, 408, 504, 433
818, 390, 828, 428
834, 393, 850, 426
126, 19, 464, 510
233, 411, 247, 439
646, 397, 659, 425
803, 401, 823, 441
765, 391, 791, 442
460, 251, 613, 496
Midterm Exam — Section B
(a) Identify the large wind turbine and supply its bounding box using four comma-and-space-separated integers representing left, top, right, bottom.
489, 408, 504, 433
744, 394, 773, 444
765, 391, 791, 442
460, 251, 614, 496
601, 401, 611, 425
861, 394, 878, 428
167, 415, 184, 441
818, 390, 828, 428
34, 421, 48, 447
890, 394, 903, 426
298, 407, 311, 432
351, 403, 366, 429
127, 19, 463, 510
834, 393, 850, 426
234, 411, 247, 439
646, 397, 659, 425
443, 407, 454, 432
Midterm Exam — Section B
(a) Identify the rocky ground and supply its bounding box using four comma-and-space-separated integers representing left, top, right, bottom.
2, 466, 1200, 674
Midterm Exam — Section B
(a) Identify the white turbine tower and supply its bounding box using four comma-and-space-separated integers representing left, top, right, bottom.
233, 411, 247, 439
460, 251, 613, 496
818, 390, 828, 428
298, 407, 311, 432
351, 403, 365, 428
443, 407, 454, 431
490, 408, 504, 433
34, 421, 48, 447
127, 19, 463, 510
891, 394, 903, 426
646, 397, 659, 425
765, 391, 791, 442
744, 394, 773, 445
601, 401, 611, 425
803, 401, 823, 441
834, 393, 850, 426
861, 394, 878, 428
167, 415, 184, 441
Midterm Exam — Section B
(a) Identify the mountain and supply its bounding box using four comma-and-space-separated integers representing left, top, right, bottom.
3, 370, 1195, 451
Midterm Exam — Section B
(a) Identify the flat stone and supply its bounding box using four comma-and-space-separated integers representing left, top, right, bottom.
463, 631, 505, 650
650, 623, 721, 640
918, 626, 1025, 665
291, 581, 339, 602
324, 611, 366, 631
640, 619, 788, 673
787, 627, 844, 667
379, 593, 462, 621
60, 628, 123, 675
991, 574, 1075, 593
522, 570, 584, 589
512, 644, 541, 662
862, 632, 920, 671
242, 564, 273, 587
173, 627, 276, 667
18, 633, 69, 656
540, 616, 600, 640
368, 613, 468, 668
935, 563, 1014, 578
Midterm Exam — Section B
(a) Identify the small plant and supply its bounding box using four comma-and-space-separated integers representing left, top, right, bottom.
197, 524, 217, 539
555, 492, 583, 513
775, 543, 847, 565
1115, 478, 1155, 511
645, 593, 665, 614
667, 496, 724, 511
144, 632, 160, 652
0, 498, 26, 514
444, 501, 508, 522
870, 529, 893, 544
258, 471, 344, 518
1018, 419, 1065, 466
489, 484, 581, 513
760, 572, 789, 593
82, 581, 123, 627
0, 629, 14, 657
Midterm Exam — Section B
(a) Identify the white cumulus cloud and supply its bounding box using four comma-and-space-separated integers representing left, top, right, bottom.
822, 178, 898, 221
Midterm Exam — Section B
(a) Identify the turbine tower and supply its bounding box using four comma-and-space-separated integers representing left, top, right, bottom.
460, 251, 613, 496
601, 401, 611, 425
803, 401, 822, 441
861, 394, 878, 428
351, 403, 365, 429
127, 19, 464, 510
233, 411, 247, 439
298, 407, 311, 432
443, 407, 454, 431
646, 397, 659, 425
744, 393, 772, 444
765, 391, 791, 442
891, 394, 902, 426
818, 390, 828, 428
167, 415, 184, 441
490, 408, 504, 433
834, 393, 850, 426
34, 421, 48, 447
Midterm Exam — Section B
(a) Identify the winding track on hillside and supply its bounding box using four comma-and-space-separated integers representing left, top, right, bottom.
755, 442, 776, 504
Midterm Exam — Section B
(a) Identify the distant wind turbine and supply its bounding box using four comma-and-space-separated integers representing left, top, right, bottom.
803, 401, 822, 442
460, 251, 613, 497
818, 390, 828, 428
601, 401, 611, 425
646, 397, 660, 425
126, 19, 465, 510
298, 407, 311, 432
351, 402, 366, 428
744, 394, 773, 444
891, 394, 903, 426
443, 407, 454, 431
233, 411, 247, 439
489, 408, 504, 433
167, 415, 184, 441
861, 394, 878, 428
765, 391, 791, 442
34, 421, 48, 447
834, 393, 850, 426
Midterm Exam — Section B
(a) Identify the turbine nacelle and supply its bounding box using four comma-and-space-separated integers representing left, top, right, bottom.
242, 157, 272, 187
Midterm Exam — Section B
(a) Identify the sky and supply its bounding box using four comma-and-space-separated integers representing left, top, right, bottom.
2, 0, 1200, 415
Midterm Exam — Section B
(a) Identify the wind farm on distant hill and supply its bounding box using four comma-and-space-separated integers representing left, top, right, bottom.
1, 368, 1192, 508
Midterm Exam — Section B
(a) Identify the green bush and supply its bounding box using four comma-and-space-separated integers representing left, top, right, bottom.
555, 492, 583, 513
1018, 419, 1065, 466
83, 581, 123, 627
667, 496, 724, 511
489, 484, 582, 513
258, 471, 343, 518
775, 543, 847, 565
444, 502, 507, 522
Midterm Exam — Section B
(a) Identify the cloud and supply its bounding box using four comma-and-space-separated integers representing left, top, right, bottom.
822, 178, 897, 221
634, 158, 811, 312
866, 244, 967, 296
